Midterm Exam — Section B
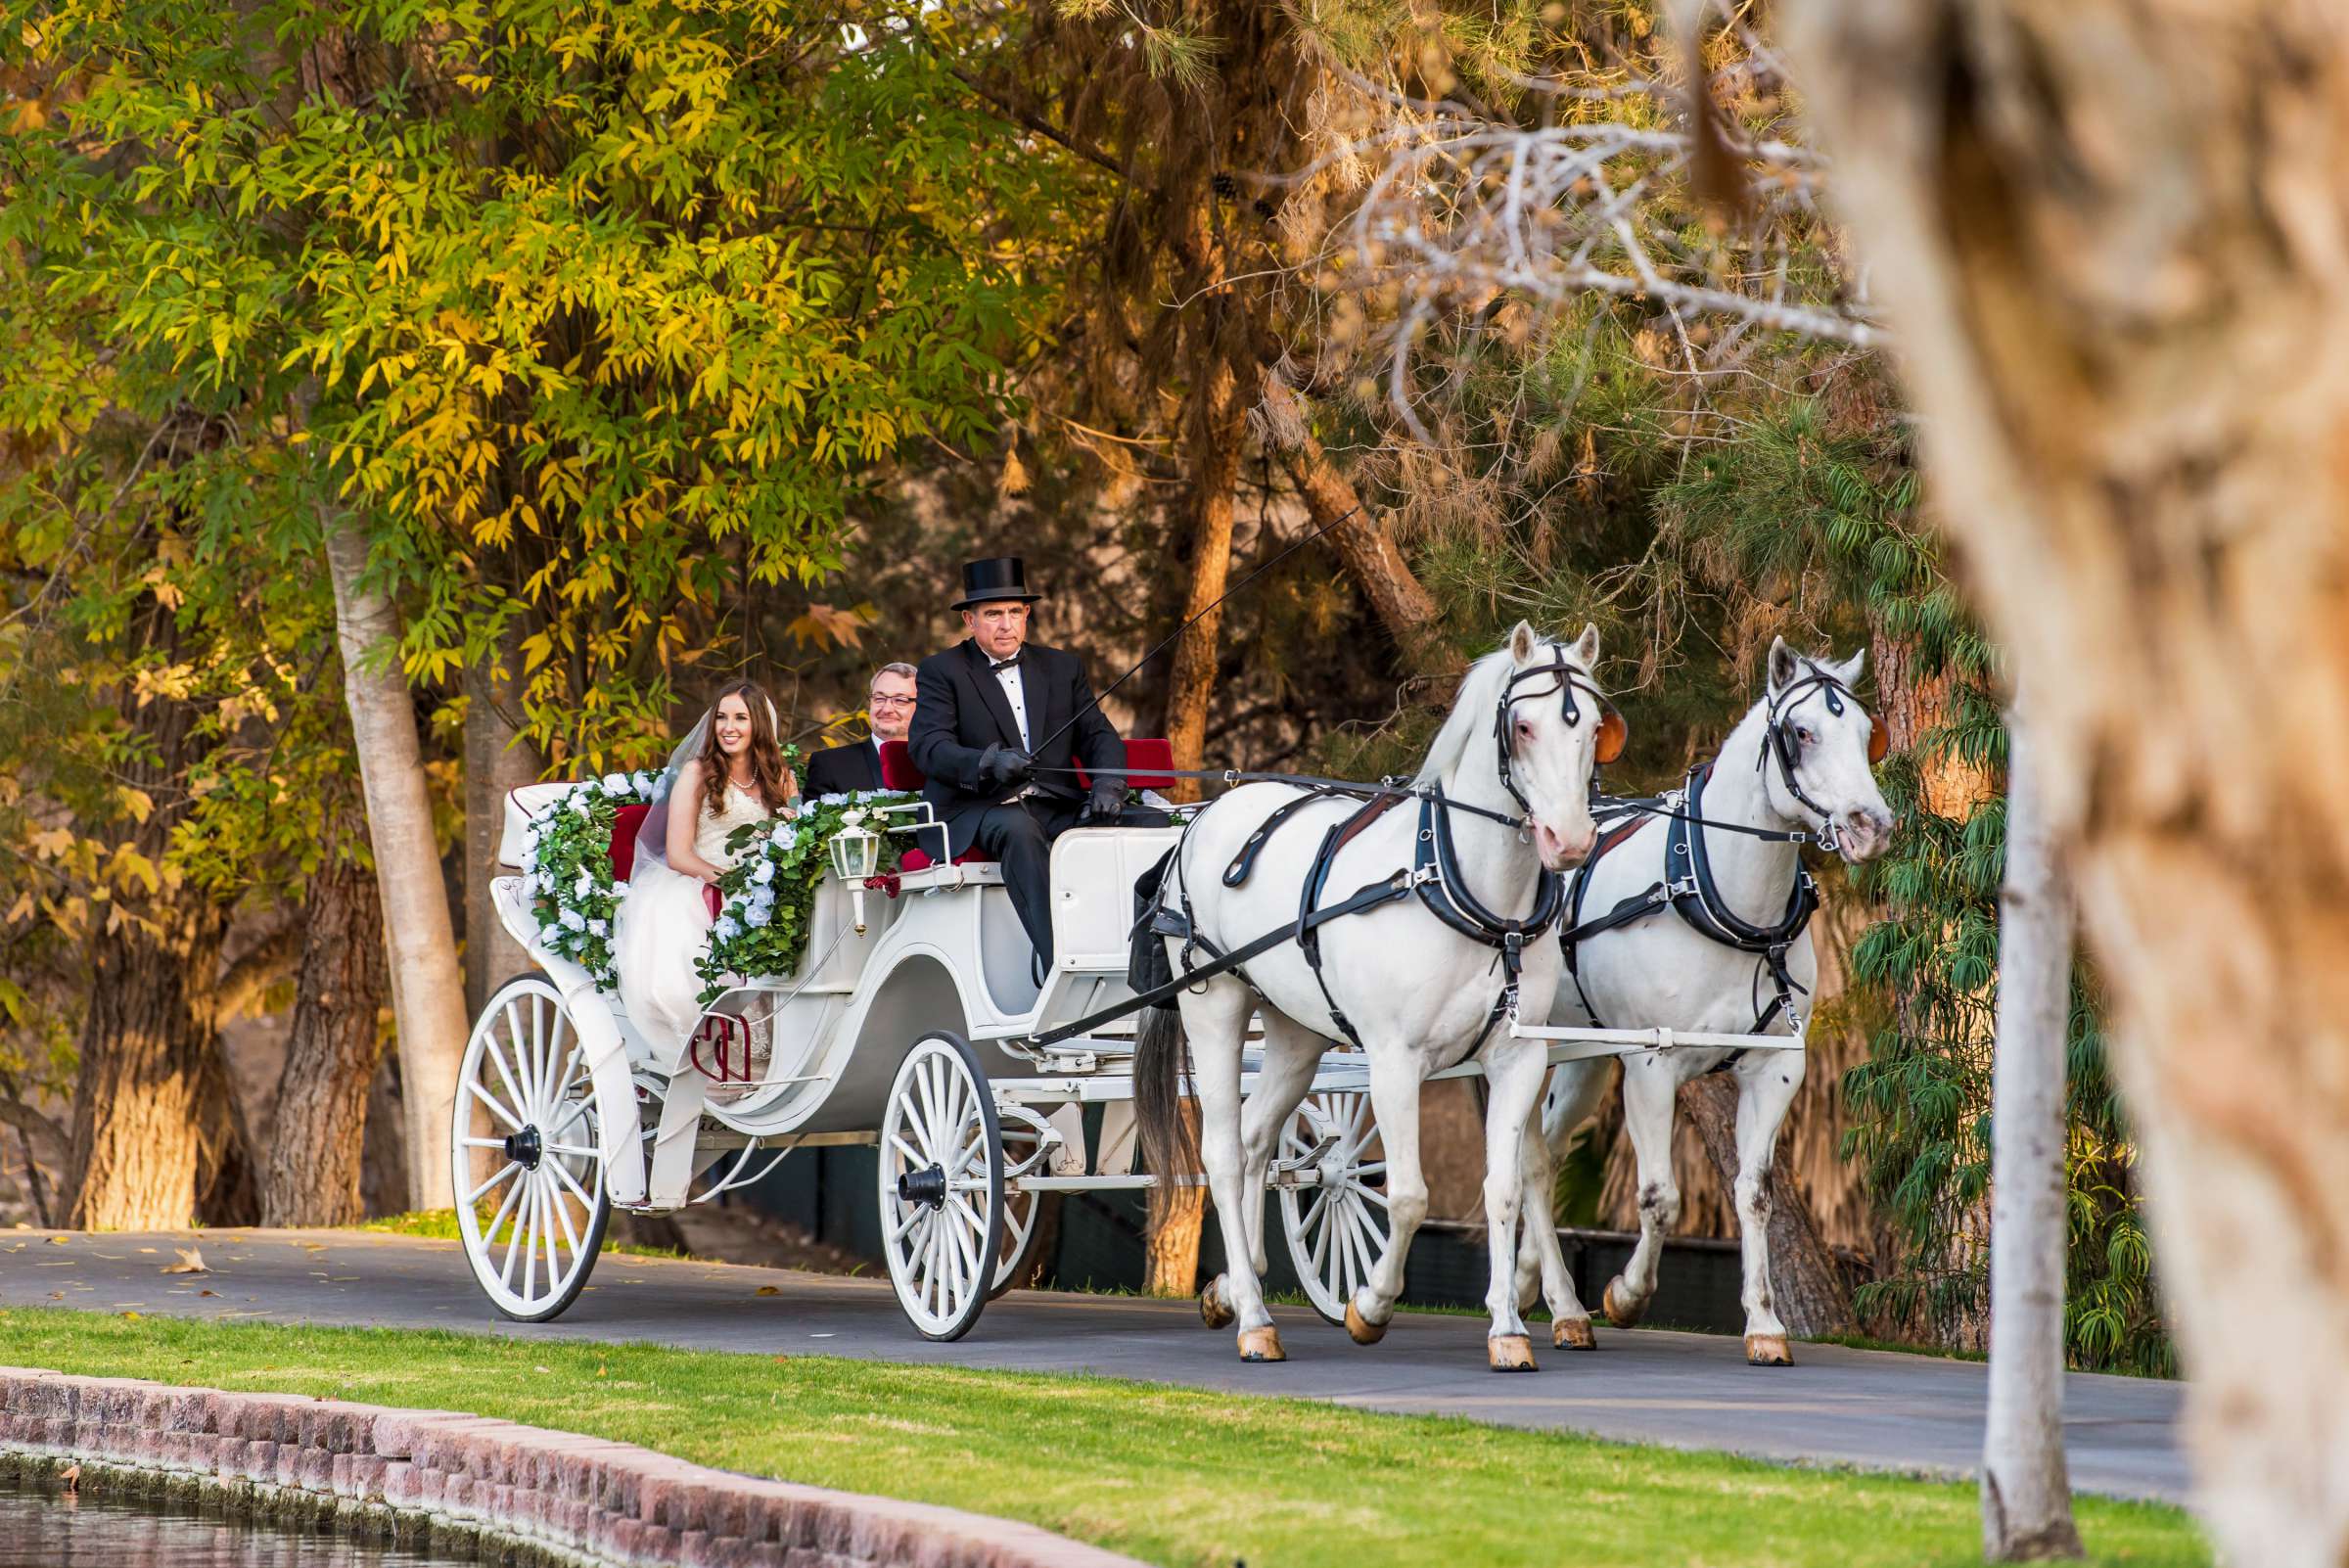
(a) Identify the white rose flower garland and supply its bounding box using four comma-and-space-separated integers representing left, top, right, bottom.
696, 790, 912, 1003
521, 771, 659, 992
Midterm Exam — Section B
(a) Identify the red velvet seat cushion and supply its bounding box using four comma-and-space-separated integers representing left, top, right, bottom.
611, 804, 649, 882
610, 801, 718, 917
882, 738, 1175, 874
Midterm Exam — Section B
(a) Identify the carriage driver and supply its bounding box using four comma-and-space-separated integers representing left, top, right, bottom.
909, 557, 1166, 970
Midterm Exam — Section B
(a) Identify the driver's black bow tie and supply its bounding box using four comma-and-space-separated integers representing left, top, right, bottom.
989, 657, 1020, 672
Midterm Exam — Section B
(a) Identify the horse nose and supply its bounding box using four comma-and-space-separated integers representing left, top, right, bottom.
1565, 823, 1597, 862
1846, 807, 1893, 855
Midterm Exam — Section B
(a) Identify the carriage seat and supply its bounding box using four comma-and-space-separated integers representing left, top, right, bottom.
880, 738, 1176, 872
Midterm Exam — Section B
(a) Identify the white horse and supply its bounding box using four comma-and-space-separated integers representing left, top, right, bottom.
1134, 623, 1611, 1371
1514, 637, 1894, 1364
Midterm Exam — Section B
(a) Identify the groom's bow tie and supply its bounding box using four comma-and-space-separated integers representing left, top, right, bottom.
989, 656, 1020, 672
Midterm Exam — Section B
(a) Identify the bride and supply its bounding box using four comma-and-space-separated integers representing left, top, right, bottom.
615, 679, 799, 1052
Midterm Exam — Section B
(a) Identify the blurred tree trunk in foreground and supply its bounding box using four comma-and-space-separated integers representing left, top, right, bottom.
1792, 4, 2349, 1560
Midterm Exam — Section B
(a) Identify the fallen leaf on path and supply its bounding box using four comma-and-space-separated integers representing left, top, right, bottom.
45, 1235, 68, 1245
755, 1285, 779, 1296
161, 1247, 208, 1274
199, 1289, 218, 1298
119, 1312, 140, 1320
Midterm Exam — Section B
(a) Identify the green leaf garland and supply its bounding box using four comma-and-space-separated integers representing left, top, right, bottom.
697, 790, 912, 1004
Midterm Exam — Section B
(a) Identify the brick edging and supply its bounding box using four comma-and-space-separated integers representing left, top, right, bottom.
0, 1366, 1147, 1568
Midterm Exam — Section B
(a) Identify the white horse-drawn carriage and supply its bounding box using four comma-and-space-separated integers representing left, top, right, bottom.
452, 627, 1884, 1366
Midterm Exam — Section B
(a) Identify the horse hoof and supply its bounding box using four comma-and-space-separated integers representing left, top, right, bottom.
1602, 1276, 1647, 1329
1237, 1326, 1286, 1362
1745, 1333, 1794, 1366
1344, 1300, 1388, 1346
1199, 1277, 1234, 1331
1552, 1317, 1596, 1351
1488, 1334, 1538, 1373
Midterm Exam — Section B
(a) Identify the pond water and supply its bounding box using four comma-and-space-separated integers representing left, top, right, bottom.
0, 1472, 479, 1566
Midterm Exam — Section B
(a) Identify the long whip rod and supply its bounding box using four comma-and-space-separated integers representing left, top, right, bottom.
1029, 504, 1360, 759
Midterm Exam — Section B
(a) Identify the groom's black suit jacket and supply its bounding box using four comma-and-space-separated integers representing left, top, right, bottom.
907, 639, 1126, 850
804, 740, 884, 797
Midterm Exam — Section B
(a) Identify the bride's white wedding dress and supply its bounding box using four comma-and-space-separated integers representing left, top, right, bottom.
615, 780, 772, 1053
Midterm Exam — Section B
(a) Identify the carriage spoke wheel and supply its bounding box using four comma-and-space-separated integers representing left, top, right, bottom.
451, 975, 611, 1322
1276, 1090, 1391, 1327
880, 1033, 1004, 1341
990, 1123, 1053, 1301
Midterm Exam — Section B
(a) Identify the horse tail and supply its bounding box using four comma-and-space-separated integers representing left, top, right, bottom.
1133, 1002, 1199, 1230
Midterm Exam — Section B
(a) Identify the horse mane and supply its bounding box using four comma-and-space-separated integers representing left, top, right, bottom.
1413, 643, 1523, 789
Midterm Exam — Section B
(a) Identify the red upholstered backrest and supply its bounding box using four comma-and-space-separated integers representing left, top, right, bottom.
611, 804, 650, 882
1076, 738, 1175, 792
877, 740, 926, 791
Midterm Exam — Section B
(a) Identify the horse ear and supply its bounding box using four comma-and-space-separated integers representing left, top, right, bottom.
1508, 620, 1540, 665
1835, 647, 1866, 686
1571, 622, 1600, 669
1766, 635, 1799, 693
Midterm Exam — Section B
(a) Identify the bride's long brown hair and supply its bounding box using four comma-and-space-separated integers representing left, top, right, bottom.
698, 679, 795, 820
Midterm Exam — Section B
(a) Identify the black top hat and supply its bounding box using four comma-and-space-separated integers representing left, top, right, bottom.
950, 556, 1043, 610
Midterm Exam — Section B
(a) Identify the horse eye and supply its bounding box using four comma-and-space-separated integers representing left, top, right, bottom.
1515, 718, 1536, 739
1796, 727, 1816, 746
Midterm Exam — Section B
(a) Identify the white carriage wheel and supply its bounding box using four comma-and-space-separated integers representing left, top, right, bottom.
1276, 1089, 1392, 1327
878, 1033, 1004, 1342
450, 975, 612, 1323
989, 1122, 1051, 1301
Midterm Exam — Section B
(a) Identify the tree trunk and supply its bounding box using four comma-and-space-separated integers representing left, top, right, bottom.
1260, 375, 1443, 666
262, 849, 389, 1227
464, 642, 538, 1016
1162, 343, 1250, 805
1789, 6, 2349, 1560
66, 902, 227, 1229
1679, 1073, 1857, 1337
1983, 704, 2084, 1561
193, 1044, 261, 1227
323, 506, 468, 1211
1146, 1101, 1207, 1297
359, 1053, 409, 1219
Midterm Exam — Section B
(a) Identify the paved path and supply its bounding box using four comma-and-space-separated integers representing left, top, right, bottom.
0, 1228, 2189, 1503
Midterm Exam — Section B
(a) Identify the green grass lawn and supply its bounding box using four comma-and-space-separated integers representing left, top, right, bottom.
0, 1307, 2206, 1568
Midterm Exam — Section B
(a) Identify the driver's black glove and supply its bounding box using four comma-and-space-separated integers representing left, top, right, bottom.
1082, 778, 1126, 820
978, 744, 1035, 790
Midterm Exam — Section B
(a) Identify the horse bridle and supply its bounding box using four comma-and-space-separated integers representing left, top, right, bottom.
1493, 648, 1628, 821
1757, 664, 1888, 854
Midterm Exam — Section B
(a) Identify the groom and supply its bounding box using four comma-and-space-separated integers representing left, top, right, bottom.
909, 557, 1151, 967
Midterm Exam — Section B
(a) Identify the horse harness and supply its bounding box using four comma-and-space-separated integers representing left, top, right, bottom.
1550, 662, 1880, 1040
1122, 780, 1566, 1058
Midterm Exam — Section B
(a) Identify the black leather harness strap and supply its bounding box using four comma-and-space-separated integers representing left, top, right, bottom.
1557, 762, 1819, 1039
1666, 762, 1818, 1036
1223, 787, 1344, 888
1296, 793, 1410, 1047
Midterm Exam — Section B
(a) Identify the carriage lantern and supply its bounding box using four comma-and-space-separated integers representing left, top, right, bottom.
829, 811, 881, 932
